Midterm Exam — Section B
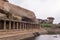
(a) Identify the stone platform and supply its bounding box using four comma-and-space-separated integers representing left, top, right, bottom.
0, 29, 47, 40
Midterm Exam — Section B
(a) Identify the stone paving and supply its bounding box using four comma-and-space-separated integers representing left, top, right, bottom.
0, 29, 47, 40
0, 29, 47, 37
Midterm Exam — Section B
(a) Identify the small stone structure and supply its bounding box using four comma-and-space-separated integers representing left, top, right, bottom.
38, 17, 54, 24
47, 17, 54, 24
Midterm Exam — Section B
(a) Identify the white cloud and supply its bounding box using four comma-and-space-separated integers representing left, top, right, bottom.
8, 0, 60, 24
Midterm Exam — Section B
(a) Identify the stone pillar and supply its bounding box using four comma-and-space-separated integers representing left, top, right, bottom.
23, 23, 25, 30
28, 24, 30, 30
30, 24, 32, 29
17, 22, 18, 30
9, 21, 11, 30
34, 24, 35, 29
25, 23, 26, 30
27, 24, 28, 30
31, 24, 32, 29
37, 24, 39, 29
13, 22, 15, 30
32, 24, 34, 30
36, 24, 37, 29
28, 24, 29, 30
20, 23, 21, 30
18, 23, 20, 29
35, 24, 36, 29
31, 24, 33, 32
30, 24, 31, 29
26, 24, 28, 30
4, 21, 6, 30
22, 23, 24, 30
32, 24, 34, 29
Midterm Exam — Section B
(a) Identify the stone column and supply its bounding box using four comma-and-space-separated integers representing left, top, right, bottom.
29, 24, 31, 30
28, 24, 30, 30
26, 24, 27, 30
17, 22, 18, 30
34, 24, 35, 29
25, 23, 27, 29
4, 21, 6, 30
28, 24, 29, 30
18, 23, 20, 29
27, 24, 29, 30
30, 24, 31, 29
22, 23, 24, 30
19, 23, 21, 30
13, 22, 15, 30
20, 23, 22, 30
36, 24, 37, 29
35, 24, 36, 29
31, 24, 32, 29
36, 24, 39, 29
23, 23, 25, 30
26, 23, 28, 30
31, 24, 33, 32
32, 24, 34, 30
32, 24, 34, 29
9, 21, 11, 30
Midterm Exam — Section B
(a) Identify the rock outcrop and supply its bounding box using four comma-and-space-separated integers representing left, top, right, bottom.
0, 0, 38, 23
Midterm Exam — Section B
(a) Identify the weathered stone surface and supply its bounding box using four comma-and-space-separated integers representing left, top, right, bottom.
0, 13, 7, 19
0, 0, 37, 23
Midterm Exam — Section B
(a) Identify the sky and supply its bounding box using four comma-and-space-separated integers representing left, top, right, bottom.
8, 0, 60, 24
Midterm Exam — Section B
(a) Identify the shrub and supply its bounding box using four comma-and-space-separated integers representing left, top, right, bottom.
40, 23, 52, 28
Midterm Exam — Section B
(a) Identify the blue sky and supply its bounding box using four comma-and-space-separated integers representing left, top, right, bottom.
8, 0, 60, 24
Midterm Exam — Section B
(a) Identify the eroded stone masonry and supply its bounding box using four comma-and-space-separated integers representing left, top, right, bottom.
0, 0, 40, 30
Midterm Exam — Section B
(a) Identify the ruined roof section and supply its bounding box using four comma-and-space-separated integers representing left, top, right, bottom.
4, 2, 36, 20
0, 0, 37, 22
9, 3, 35, 18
